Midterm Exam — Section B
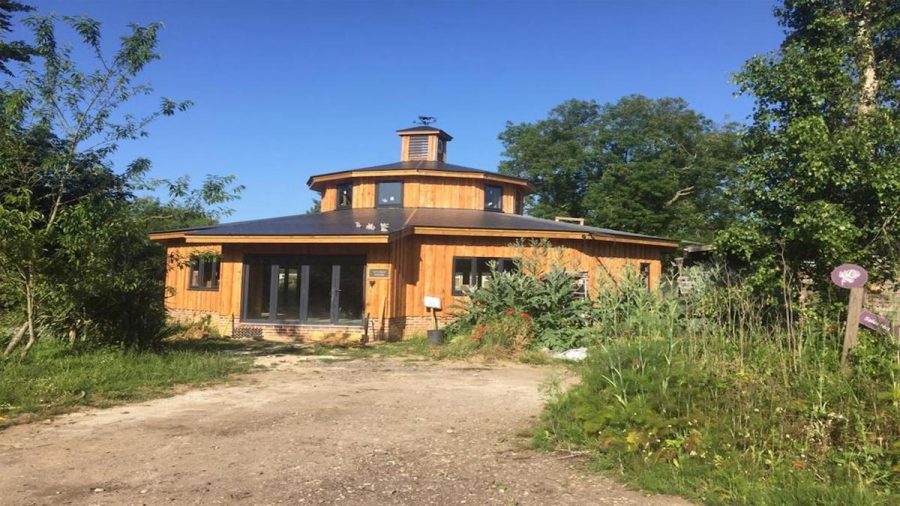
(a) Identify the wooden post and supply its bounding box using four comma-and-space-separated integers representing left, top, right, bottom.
841, 287, 865, 368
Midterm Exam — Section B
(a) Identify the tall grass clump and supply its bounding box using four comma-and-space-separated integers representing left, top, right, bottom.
536, 265, 899, 504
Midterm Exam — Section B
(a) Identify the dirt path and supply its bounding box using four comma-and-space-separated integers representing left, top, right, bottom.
0, 355, 689, 505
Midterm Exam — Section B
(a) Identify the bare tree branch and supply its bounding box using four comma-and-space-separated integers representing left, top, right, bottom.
665, 186, 695, 207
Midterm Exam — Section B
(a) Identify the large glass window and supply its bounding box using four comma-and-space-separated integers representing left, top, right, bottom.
337, 263, 365, 322
244, 260, 272, 320
452, 257, 516, 295
376, 181, 403, 207
242, 255, 365, 324
188, 255, 220, 290
305, 262, 334, 324
484, 185, 503, 211
276, 262, 301, 320
337, 183, 352, 209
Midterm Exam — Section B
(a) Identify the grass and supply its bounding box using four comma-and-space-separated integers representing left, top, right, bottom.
536, 333, 899, 505
0, 338, 252, 427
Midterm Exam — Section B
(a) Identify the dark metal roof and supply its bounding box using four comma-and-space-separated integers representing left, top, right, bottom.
169, 208, 675, 245
306, 160, 531, 187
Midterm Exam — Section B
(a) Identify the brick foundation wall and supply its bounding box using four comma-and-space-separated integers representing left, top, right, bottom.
167, 309, 233, 336
370, 316, 452, 341
167, 309, 454, 344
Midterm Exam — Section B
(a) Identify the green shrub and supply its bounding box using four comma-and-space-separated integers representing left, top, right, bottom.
445, 240, 597, 351
536, 267, 900, 504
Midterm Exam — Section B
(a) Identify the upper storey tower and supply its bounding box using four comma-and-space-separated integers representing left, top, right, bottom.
308, 126, 533, 214
396, 126, 453, 162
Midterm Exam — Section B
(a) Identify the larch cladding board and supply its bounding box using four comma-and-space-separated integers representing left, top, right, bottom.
392, 235, 664, 318
404, 176, 482, 210
320, 186, 337, 211
319, 177, 524, 213
164, 244, 223, 312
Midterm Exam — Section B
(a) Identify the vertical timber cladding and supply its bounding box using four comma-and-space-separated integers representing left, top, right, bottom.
394, 234, 664, 318
403, 176, 481, 210
320, 177, 523, 212
164, 243, 223, 312
217, 243, 391, 322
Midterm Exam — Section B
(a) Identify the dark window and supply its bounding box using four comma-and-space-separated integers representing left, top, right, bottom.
437, 139, 446, 161
188, 255, 220, 290
639, 262, 651, 290
574, 271, 589, 299
376, 181, 403, 207
452, 257, 516, 295
337, 183, 352, 209
484, 185, 503, 211
514, 191, 523, 214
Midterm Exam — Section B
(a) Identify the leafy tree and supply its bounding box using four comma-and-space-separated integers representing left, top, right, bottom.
0, 0, 33, 75
718, 0, 900, 289
498, 96, 740, 241
499, 100, 601, 220
0, 14, 241, 356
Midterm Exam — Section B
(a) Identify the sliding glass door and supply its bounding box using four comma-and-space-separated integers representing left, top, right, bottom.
305, 261, 335, 324
242, 255, 365, 325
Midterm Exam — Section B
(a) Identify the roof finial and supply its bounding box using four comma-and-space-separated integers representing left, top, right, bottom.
415, 115, 436, 126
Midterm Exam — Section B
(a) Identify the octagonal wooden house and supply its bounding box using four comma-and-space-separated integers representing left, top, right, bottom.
151, 126, 678, 342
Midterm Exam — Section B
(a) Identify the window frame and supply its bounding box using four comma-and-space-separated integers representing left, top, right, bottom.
573, 270, 590, 299
639, 262, 652, 290
451, 256, 515, 296
336, 182, 353, 209
240, 254, 366, 325
376, 180, 404, 208
188, 255, 221, 291
484, 184, 503, 212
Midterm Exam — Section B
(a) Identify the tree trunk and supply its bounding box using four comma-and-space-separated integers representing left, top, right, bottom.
856, 5, 879, 115
3, 322, 28, 358
11, 270, 40, 358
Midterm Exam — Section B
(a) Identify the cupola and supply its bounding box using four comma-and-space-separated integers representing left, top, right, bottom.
396, 125, 453, 162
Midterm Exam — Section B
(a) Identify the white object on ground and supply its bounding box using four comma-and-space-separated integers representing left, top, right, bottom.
552, 347, 588, 361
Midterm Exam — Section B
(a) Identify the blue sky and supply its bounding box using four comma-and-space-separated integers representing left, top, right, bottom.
25, 0, 785, 221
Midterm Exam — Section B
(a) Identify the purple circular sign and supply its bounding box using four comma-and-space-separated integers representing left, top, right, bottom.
830, 264, 868, 289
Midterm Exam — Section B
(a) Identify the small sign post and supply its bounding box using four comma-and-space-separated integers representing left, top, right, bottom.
424, 296, 442, 330
831, 264, 868, 368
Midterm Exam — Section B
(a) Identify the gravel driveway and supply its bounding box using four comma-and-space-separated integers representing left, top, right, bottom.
0, 354, 689, 505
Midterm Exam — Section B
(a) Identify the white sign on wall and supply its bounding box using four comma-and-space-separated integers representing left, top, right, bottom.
424, 296, 441, 310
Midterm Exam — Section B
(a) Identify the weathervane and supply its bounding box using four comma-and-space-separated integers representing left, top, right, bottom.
415, 115, 436, 126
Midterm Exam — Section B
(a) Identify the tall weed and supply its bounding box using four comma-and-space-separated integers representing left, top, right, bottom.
536, 265, 900, 504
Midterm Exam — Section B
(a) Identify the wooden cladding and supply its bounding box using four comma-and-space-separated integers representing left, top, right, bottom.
164, 235, 666, 325
387, 235, 665, 320
319, 177, 525, 213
